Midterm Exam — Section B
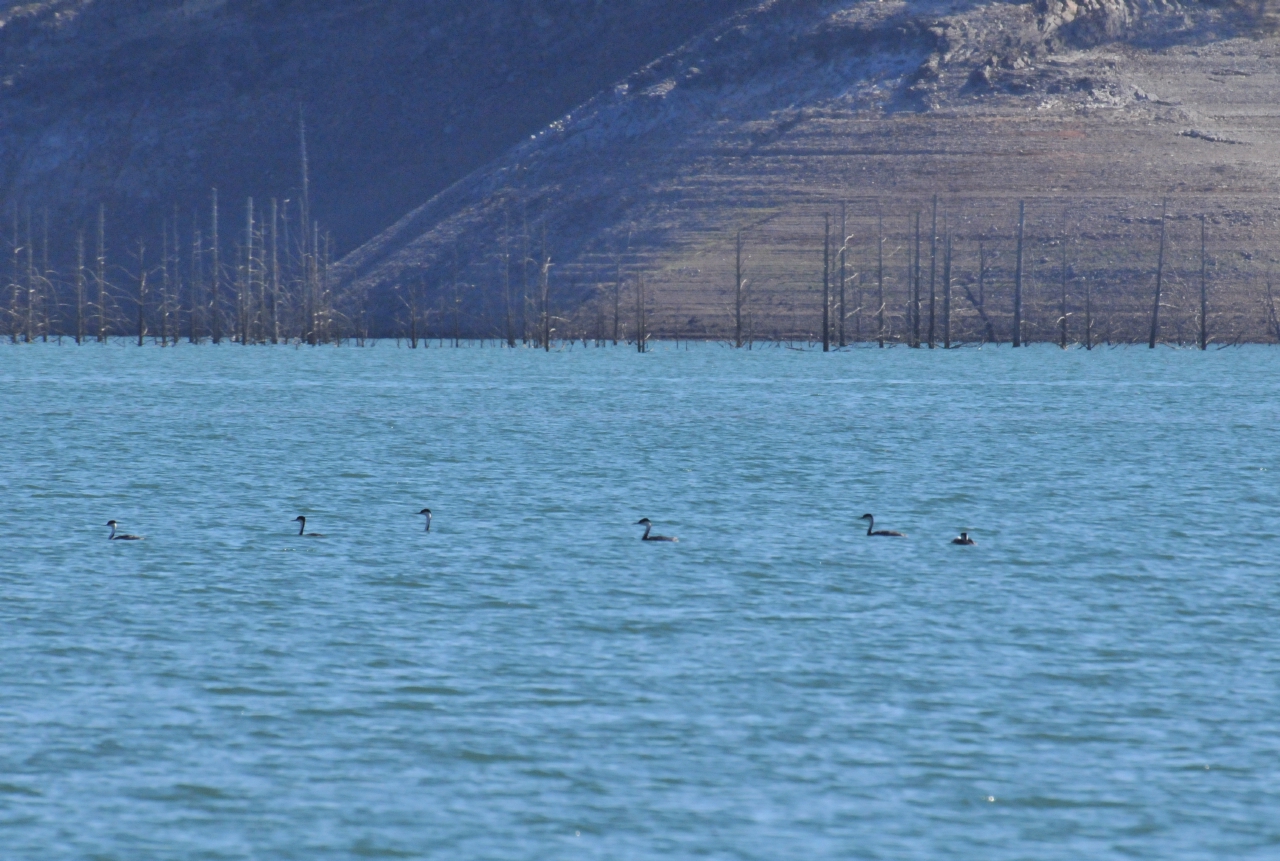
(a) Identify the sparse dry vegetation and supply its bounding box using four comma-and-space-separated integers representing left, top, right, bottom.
6, 1, 1280, 347
322, 0, 1280, 346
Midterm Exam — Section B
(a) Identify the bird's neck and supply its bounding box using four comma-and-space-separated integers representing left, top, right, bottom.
865, 519, 874, 536
297, 520, 305, 536
424, 516, 431, 533
109, 525, 116, 539
642, 523, 652, 539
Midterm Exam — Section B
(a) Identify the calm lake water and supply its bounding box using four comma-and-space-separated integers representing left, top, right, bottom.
2, 341, 1279, 859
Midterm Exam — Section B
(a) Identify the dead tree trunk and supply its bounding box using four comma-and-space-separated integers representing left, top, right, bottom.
190, 218, 202, 344
735, 229, 745, 348
255, 207, 266, 345
169, 208, 180, 346
38, 210, 51, 341
161, 218, 170, 346
413, 277, 424, 347
614, 251, 624, 347
839, 202, 847, 347
299, 111, 311, 340
74, 232, 85, 345
24, 210, 34, 343
928, 195, 937, 349
520, 214, 530, 345
978, 239, 986, 342
1084, 274, 1093, 351
1014, 201, 1025, 347
1149, 199, 1167, 349
135, 240, 147, 347
436, 286, 446, 347
270, 198, 280, 344
317, 225, 328, 344
210, 188, 221, 344
877, 213, 885, 348
540, 254, 552, 352
96, 205, 107, 343
503, 213, 515, 348
303, 221, 316, 345
943, 228, 952, 349
912, 212, 922, 348
41, 208, 50, 340
241, 196, 254, 345
38, 209, 49, 342
1059, 218, 1069, 349
280, 201, 292, 340
855, 271, 864, 345
1199, 213, 1208, 351
451, 271, 460, 348
6, 207, 16, 344
636, 273, 646, 353
822, 213, 830, 353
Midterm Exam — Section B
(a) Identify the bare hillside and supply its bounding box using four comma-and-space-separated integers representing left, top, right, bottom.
338, 0, 1280, 345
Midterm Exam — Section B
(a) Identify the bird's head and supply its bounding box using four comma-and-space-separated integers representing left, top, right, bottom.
419, 508, 432, 516
106, 520, 117, 527
293, 516, 305, 523
859, 514, 874, 521
636, 518, 652, 526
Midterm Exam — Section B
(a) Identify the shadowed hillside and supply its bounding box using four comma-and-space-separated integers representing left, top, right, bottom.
0, 0, 750, 252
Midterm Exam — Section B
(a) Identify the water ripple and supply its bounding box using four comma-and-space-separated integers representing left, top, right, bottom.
2, 343, 1280, 859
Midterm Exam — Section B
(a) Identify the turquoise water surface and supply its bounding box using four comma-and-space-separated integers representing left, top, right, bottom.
2, 342, 1278, 859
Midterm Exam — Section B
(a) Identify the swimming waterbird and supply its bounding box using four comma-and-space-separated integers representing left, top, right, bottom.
636, 518, 678, 542
106, 520, 143, 541
860, 514, 906, 537
293, 516, 324, 537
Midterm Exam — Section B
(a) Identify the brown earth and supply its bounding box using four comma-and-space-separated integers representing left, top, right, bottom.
339, 0, 1280, 345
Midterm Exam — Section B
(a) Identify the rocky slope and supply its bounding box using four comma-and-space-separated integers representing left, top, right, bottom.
338, 0, 1280, 344
0, 0, 750, 253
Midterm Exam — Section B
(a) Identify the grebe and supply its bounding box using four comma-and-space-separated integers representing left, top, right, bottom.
859, 514, 906, 537
418, 508, 432, 533
293, 516, 324, 537
636, 518, 678, 542
951, 532, 976, 545
106, 520, 142, 541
